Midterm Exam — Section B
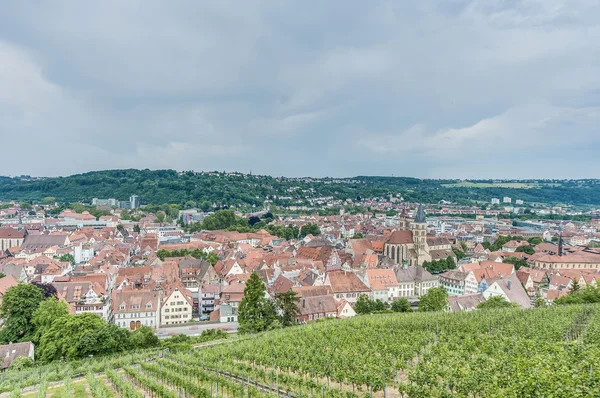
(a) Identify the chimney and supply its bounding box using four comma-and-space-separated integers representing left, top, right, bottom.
507, 280, 512, 290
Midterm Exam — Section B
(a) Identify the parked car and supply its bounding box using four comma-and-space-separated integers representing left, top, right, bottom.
199, 314, 210, 321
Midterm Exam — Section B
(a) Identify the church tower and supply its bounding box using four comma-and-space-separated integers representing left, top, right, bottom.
17, 211, 23, 232
411, 204, 427, 255
398, 207, 413, 231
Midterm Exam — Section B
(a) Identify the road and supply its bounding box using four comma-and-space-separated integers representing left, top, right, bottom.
155, 321, 239, 337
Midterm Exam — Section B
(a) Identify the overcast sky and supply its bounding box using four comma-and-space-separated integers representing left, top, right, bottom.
1, 1, 599, 179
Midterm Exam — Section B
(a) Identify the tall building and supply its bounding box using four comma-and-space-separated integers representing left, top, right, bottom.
491, 198, 500, 205
130, 195, 140, 209
503, 197, 512, 203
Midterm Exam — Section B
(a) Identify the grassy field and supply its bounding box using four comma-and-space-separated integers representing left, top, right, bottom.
441, 181, 536, 188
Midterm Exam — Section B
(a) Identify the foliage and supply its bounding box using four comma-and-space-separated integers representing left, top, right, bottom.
8, 356, 34, 370
503, 256, 529, 270
515, 245, 535, 255
59, 253, 75, 266
354, 294, 389, 314
571, 279, 581, 293
4, 170, 600, 207
37, 313, 131, 362
422, 256, 457, 274
418, 287, 448, 312
391, 297, 411, 312
452, 247, 466, 260
238, 272, 276, 333
31, 298, 70, 345
300, 223, 321, 237
0, 284, 44, 343
156, 248, 219, 266
130, 326, 160, 349
274, 290, 300, 327
555, 285, 600, 305
352, 233, 364, 239
477, 296, 519, 309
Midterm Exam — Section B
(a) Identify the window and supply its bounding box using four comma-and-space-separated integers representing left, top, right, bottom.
165, 308, 170, 313
225, 295, 230, 301
120, 304, 125, 310
146, 303, 152, 309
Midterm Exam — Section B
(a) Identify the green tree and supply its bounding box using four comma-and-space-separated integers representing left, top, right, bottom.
238, 272, 276, 333
8, 356, 34, 370
59, 253, 75, 266
31, 298, 70, 345
19, 202, 32, 210
528, 237, 543, 245
248, 216, 261, 226
515, 245, 535, 255
274, 290, 300, 327
42, 197, 56, 205
120, 209, 131, 220
477, 296, 519, 309
38, 313, 131, 362
354, 294, 373, 315
300, 223, 321, 237
418, 287, 448, 312
534, 297, 546, 308
391, 298, 411, 313
571, 279, 581, 293
352, 233, 365, 239
0, 273, 5, 279
133, 224, 141, 233
155, 212, 165, 223
0, 284, 44, 343
130, 326, 160, 349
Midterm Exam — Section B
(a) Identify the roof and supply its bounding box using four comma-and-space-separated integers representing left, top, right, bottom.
112, 289, 161, 313
396, 266, 437, 283
414, 204, 426, 223
292, 285, 333, 298
22, 234, 68, 250
447, 294, 486, 312
298, 295, 338, 316
0, 275, 18, 296
489, 273, 532, 308
0, 228, 26, 239
365, 269, 399, 290
0, 342, 33, 369
327, 271, 370, 293
386, 230, 413, 245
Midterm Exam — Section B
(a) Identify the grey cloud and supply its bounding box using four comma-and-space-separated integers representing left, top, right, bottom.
0, 1, 599, 178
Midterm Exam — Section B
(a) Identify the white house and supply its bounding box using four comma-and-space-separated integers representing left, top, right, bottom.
161, 283, 194, 326
112, 289, 161, 330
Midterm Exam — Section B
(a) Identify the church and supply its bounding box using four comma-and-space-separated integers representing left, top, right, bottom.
384, 204, 455, 266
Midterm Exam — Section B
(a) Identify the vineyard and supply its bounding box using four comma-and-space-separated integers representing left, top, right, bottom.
4, 304, 600, 397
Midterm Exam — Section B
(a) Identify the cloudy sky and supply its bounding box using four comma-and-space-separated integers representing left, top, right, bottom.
1, 1, 599, 179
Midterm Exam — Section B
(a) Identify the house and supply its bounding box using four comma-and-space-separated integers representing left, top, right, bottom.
502, 240, 529, 252
112, 289, 161, 330
439, 270, 478, 296
324, 271, 370, 305
395, 266, 439, 298
178, 257, 219, 288
0, 342, 34, 370
53, 281, 111, 321
359, 269, 399, 303
219, 283, 246, 323
446, 293, 486, 312
21, 234, 70, 250
200, 284, 220, 315
296, 295, 338, 323
515, 270, 535, 296
483, 273, 532, 308
161, 283, 193, 326
337, 299, 356, 318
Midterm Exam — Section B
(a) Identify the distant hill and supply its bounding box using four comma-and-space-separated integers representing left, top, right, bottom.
1, 169, 599, 207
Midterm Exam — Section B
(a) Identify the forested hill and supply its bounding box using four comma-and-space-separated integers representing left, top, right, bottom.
1, 169, 599, 207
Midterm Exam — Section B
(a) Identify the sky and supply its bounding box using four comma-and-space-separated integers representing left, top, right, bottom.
1, 1, 600, 179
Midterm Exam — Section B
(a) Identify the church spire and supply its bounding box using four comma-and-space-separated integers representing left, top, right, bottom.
414, 203, 426, 224
17, 210, 23, 232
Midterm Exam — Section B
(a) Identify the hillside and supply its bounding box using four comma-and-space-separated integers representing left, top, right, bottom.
2, 169, 600, 207
4, 304, 600, 397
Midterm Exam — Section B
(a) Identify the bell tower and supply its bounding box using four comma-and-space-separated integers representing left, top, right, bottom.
411, 204, 427, 254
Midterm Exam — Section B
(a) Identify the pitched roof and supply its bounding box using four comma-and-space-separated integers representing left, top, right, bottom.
0, 228, 25, 239
386, 230, 413, 245
365, 269, 399, 290
447, 293, 486, 312
414, 203, 426, 223
298, 295, 338, 316
0, 342, 33, 369
327, 271, 370, 293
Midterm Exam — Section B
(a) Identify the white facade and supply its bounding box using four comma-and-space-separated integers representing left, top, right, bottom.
161, 288, 193, 326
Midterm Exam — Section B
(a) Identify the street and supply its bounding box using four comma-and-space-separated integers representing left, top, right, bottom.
155, 321, 239, 338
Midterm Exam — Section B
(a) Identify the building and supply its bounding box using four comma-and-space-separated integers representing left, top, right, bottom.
503, 197, 512, 203
359, 269, 399, 303
483, 273, 532, 308
446, 293, 486, 312
439, 270, 478, 296
491, 198, 500, 205
219, 283, 246, 322
0, 228, 26, 252
395, 266, 439, 298
161, 284, 193, 326
130, 195, 140, 209
325, 271, 371, 305
515, 199, 524, 205
112, 289, 161, 330
0, 342, 34, 370
533, 253, 600, 270
54, 281, 111, 321
384, 204, 441, 266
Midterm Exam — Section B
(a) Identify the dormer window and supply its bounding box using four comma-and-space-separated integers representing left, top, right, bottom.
146, 302, 152, 309
120, 304, 125, 310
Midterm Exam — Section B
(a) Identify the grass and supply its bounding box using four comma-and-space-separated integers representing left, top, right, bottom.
48, 381, 87, 398
442, 181, 536, 189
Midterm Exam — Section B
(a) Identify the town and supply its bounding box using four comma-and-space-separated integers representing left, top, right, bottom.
1, 187, 598, 344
